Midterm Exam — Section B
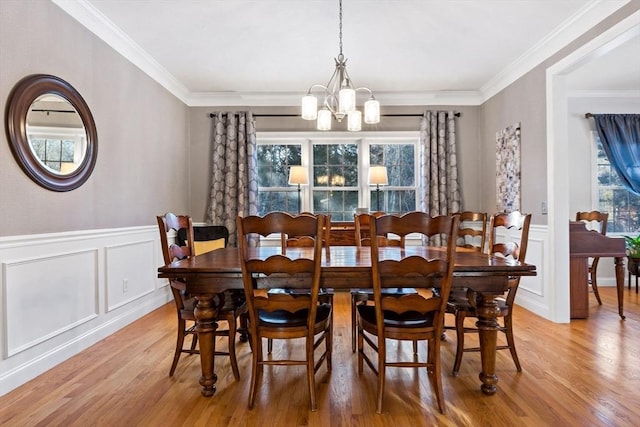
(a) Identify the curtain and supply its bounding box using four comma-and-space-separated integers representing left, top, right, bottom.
592, 114, 640, 196
419, 111, 462, 216
207, 112, 258, 247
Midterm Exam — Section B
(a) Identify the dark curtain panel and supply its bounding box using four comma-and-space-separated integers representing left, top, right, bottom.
593, 114, 640, 196
207, 112, 258, 246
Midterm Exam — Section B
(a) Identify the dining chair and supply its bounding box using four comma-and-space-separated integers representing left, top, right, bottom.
357, 212, 459, 414
576, 210, 609, 305
267, 213, 333, 354
443, 211, 487, 334
237, 211, 332, 411
448, 211, 531, 376
454, 211, 488, 252
350, 212, 417, 353
156, 213, 247, 379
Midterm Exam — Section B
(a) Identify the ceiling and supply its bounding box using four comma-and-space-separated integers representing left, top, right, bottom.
54, 0, 639, 106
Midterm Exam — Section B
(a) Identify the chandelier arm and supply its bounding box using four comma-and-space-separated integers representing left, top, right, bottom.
305, 83, 329, 95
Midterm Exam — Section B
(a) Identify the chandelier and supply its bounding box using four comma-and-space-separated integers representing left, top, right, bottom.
301, 0, 380, 131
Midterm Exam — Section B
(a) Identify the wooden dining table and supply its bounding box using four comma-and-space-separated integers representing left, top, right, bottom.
158, 245, 536, 398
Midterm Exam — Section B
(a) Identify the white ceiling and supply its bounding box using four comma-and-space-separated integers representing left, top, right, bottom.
53, 0, 639, 106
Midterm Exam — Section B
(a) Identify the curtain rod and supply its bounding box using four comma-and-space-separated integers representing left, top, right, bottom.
585, 113, 594, 118
209, 112, 461, 118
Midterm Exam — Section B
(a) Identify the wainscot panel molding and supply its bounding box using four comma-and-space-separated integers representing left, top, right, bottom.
0, 226, 171, 396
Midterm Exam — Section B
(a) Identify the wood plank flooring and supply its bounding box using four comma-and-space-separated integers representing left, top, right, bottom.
1, 287, 638, 427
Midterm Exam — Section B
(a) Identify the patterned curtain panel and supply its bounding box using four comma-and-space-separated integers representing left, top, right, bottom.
419, 111, 462, 217
592, 114, 640, 196
207, 112, 258, 246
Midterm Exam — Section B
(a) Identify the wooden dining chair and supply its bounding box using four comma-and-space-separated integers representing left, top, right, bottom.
350, 212, 416, 353
268, 213, 333, 354
576, 210, 609, 305
455, 211, 487, 252
443, 211, 487, 334
237, 212, 332, 411
357, 212, 459, 414
156, 213, 247, 379
448, 211, 531, 376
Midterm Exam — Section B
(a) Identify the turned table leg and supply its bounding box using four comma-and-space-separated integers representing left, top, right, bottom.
614, 257, 625, 320
193, 294, 219, 397
476, 292, 502, 395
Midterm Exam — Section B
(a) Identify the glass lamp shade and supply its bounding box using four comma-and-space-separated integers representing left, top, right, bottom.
288, 166, 309, 185
368, 166, 388, 185
317, 108, 332, 131
338, 87, 356, 113
301, 95, 318, 120
364, 99, 380, 124
347, 110, 362, 131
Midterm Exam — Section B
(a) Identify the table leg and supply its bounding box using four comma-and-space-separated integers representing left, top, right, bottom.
614, 257, 625, 320
194, 294, 219, 397
476, 293, 501, 395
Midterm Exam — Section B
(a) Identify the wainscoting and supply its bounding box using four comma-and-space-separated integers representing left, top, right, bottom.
0, 226, 171, 396
2, 222, 615, 396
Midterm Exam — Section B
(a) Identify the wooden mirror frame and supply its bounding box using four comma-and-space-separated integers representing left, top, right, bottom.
5, 74, 98, 192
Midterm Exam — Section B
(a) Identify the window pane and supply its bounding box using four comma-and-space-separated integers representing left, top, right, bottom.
46, 140, 62, 161
258, 190, 298, 215
61, 140, 75, 162
30, 139, 45, 159
370, 144, 415, 186
371, 190, 416, 214
313, 190, 358, 221
257, 145, 301, 187
595, 136, 639, 233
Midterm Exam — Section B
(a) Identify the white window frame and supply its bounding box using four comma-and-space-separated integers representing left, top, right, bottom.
257, 131, 420, 216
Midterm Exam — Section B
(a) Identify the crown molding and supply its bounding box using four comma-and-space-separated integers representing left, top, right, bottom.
186, 90, 483, 107
568, 89, 640, 98
53, 0, 629, 108
51, 0, 191, 104
480, 0, 631, 103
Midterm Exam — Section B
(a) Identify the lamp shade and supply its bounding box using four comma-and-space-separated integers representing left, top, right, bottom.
368, 166, 388, 185
347, 110, 362, 131
289, 166, 309, 185
301, 95, 318, 120
317, 109, 332, 131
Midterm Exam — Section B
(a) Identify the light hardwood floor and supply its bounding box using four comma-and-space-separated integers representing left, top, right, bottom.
1, 287, 638, 427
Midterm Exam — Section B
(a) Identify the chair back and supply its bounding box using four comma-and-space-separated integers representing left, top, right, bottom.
370, 212, 459, 334
487, 212, 531, 307
487, 212, 532, 264
576, 211, 608, 235
237, 212, 325, 329
281, 213, 331, 250
355, 211, 403, 247
454, 211, 487, 252
157, 213, 194, 264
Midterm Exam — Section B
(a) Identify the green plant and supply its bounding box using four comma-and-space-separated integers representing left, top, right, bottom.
624, 235, 640, 258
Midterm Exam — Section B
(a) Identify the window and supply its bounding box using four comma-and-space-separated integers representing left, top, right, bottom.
257, 143, 303, 214
257, 132, 419, 220
592, 132, 640, 233
27, 126, 86, 174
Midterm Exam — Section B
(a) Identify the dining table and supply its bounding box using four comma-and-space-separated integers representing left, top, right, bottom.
158, 245, 537, 398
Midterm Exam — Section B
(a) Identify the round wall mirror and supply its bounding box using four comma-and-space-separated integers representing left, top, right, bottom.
5, 74, 98, 191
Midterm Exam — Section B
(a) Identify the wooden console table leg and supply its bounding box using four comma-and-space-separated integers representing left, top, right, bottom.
614, 257, 625, 320
476, 293, 502, 395
194, 294, 219, 397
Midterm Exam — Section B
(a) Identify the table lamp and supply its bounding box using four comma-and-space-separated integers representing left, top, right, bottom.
289, 166, 308, 213
368, 166, 388, 212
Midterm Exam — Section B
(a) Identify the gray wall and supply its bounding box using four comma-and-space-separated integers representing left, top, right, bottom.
479, 0, 640, 226
0, 0, 190, 237
188, 105, 482, 222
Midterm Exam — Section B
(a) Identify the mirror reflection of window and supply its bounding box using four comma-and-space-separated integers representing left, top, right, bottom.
25, 94, 86, 175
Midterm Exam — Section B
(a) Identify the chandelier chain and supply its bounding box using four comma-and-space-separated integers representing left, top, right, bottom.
338, 0, 343, 58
